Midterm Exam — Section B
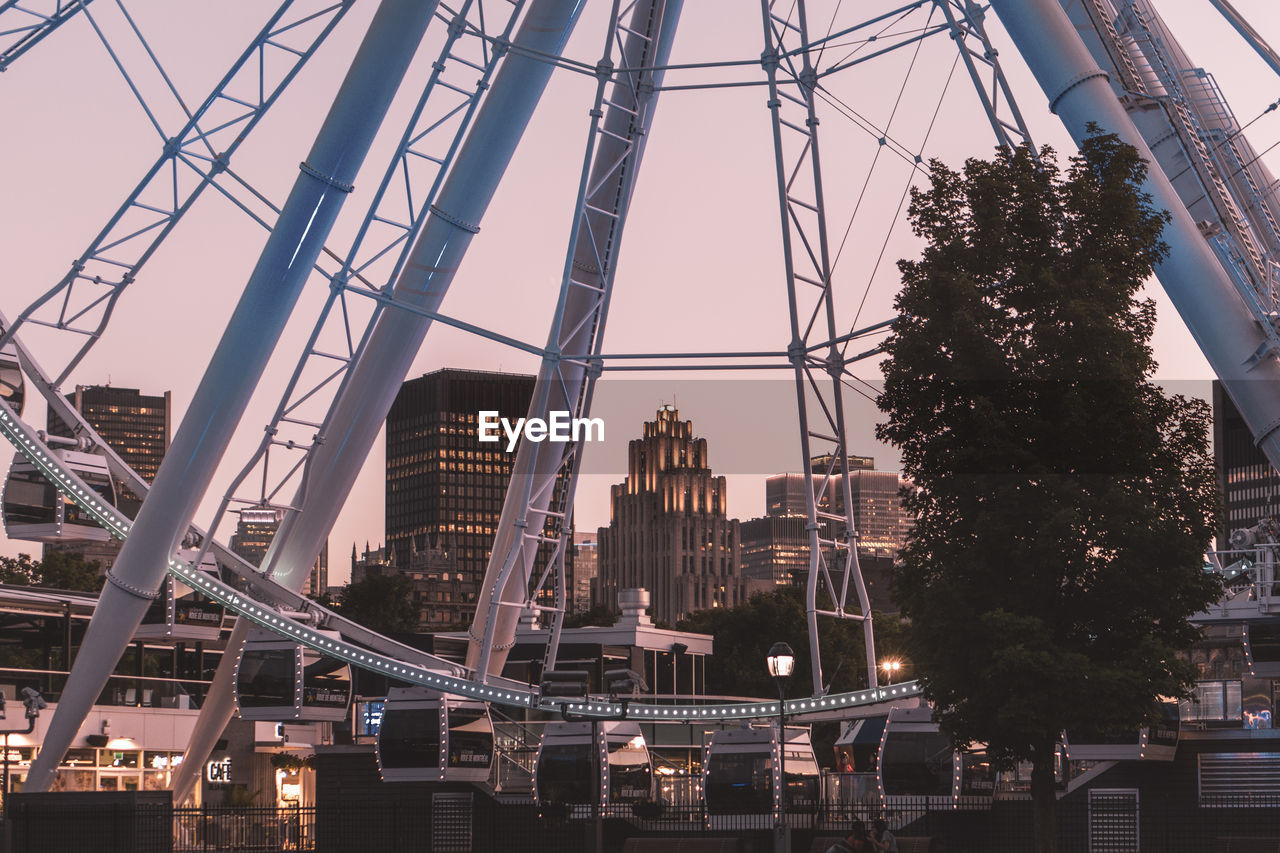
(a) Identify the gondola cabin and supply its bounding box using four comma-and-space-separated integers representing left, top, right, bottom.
0, 339, 23, 415
878, 705, 994, 809
1063, 700, 1180, 762
1244, 620, 1280, 678
534, 721, 652, 813
3, 450, 115, 543
376, 687, 494, 782
135, 549, 225, 641
703, 725, 820, 829
235, 629, 351, 722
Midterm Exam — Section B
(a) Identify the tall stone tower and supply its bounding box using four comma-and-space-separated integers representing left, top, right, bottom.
597, 406, 742, 623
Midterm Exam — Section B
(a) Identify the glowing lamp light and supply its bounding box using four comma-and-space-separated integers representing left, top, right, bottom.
766, 642, 795, 680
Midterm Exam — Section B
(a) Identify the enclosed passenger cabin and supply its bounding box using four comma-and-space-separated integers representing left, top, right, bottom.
3, 450, 115, 543
534, 721, 652, 812
235, 629, 351, 722
376, 687, 494, 782
135, 549, 225, 641
703, 725, 820, 829
1063, 700, 1180, 762
1245, 620, 1280, 678
878, 705, 994, 809
0, 338, 23, 415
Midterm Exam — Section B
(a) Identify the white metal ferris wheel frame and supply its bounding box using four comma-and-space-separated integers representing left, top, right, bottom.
4, 0, 1280, 797
0, 0, 1012, 705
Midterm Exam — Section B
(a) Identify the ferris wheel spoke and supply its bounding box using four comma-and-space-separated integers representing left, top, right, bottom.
0, 0, 95, 72
204, 0, 532, 564
1, 0, 353, 387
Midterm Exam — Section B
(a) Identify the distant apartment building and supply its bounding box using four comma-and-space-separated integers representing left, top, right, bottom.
230, 505, 328, 597
44, 385, 171, 572
596, 406, 743, 623
349, 539, 464, 630
350, 542, 395, 585
385, 368, 568, 630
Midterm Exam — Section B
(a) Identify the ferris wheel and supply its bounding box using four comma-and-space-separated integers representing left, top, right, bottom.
2, 0, 1279, 804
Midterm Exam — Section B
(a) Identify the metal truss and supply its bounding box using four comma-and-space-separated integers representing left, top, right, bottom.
0, 387, 925, 719
202, 0, 528, 562
0, 0, 353, 386
471, 0, 681, 681
0, 0, 93, 71
0, 309, 479, 683
1116, 1, 1270, 281
934, 0, 1035, 151
1079, 1, 1280, 368
760, 0, 878, 697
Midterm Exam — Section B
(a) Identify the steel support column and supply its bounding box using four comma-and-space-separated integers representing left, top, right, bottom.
23, 0, 435, 792
467, 0, 684, 680
170, 0, 587, 803
760, 0, 877, 696
987, 0, 1280, 493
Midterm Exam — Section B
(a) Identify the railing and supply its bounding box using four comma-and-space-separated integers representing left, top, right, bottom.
492, 747, 537, 796
0, 666, 213, 709
173, 805, 315, 852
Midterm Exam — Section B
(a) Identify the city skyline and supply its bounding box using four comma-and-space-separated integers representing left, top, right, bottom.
1, 2, 1274, 586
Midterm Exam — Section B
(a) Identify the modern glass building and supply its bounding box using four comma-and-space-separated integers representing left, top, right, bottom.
385, 369, 566, 630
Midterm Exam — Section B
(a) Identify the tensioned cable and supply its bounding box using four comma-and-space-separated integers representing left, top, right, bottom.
829, 2, 935, 276
815, 0, 843, 70
821, 5, 925, 76
847, 51, 961, 341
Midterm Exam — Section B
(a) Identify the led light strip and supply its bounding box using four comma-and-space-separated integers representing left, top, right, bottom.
0, 400, 922, 719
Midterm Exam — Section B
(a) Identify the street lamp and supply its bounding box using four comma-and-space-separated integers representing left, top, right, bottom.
766, 642, 794, 853
880, 658, 902, 684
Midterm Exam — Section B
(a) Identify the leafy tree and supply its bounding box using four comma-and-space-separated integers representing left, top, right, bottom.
677, 587, 899, 700
0, 551, 102, 592
336, 573, 419, 634
37, 550, 104, 592
876, 134, 1220, 852
0, 554, 39, 586
677, 588, 904, 767
563, 604, 617, 629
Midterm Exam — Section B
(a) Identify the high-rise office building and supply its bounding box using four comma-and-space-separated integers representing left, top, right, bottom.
47, 385, 171, 516
45, 385, 171, 572
572, 532, 599, 613
596, 406, 743, 623
230, 505, 328, 597
758, 456, 911, 557
764, 456, 874, 517
845, 468, 912, 557
739, 514, 809, 587
230, 506, 285, 568
385, 368, 566, 630
741, 454, 911, 599
1214, 379, 1278, 548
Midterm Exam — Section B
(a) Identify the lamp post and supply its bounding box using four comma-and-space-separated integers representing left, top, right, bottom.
767, 642, 795, 853
1, 689, 46, 805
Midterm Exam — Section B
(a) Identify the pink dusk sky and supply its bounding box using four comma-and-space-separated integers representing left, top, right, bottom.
1, 1, 1277, 582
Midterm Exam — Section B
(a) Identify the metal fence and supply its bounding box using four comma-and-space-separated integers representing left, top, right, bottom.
9, 792, 1280, 853
173, 806, 316, 852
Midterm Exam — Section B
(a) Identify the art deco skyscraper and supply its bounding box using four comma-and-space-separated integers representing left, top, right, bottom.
596, 406, 742, 623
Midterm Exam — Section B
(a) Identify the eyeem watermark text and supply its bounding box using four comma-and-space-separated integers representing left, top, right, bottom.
477, 411, 605, 452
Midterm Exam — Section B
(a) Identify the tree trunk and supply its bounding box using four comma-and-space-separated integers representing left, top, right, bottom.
1030, 738, 1058, 853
